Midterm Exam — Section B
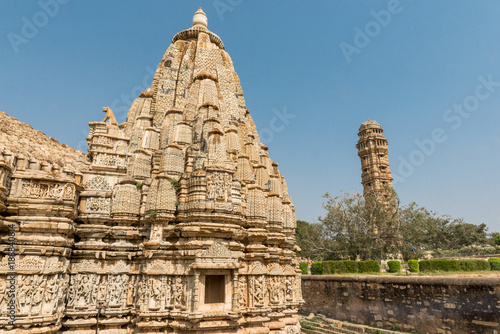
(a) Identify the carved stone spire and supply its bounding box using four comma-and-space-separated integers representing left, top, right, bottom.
192, 8, 208, 28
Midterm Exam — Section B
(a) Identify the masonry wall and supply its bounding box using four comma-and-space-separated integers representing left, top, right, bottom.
301, 275, 500, 334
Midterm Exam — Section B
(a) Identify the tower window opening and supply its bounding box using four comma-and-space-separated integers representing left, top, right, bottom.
204, 275, 225, 304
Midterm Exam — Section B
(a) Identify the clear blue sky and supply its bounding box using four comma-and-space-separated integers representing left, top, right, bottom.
1, 1, 499, 231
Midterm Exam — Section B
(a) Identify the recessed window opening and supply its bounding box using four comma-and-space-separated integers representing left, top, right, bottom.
205, 275, 225, 303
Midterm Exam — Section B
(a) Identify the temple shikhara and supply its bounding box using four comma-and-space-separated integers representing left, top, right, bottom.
0, 9, 303, 334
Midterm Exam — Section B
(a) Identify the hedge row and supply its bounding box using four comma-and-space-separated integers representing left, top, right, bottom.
488, 257, 500, 270
299, 262, 308, 275
310, 260, 380, 275
419, 259, 490, 272
308, 258, 500, 275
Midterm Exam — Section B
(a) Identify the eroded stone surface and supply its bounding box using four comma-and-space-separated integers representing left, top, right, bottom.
0, 8, 302, 334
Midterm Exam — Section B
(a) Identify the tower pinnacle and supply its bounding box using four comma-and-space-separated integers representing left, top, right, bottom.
192, 8, 208, 28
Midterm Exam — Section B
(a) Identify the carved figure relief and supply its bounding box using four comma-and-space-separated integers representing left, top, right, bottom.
285, 277, 293, 301
138, 277, 149, 312
253, 275, 265, 306
268, 276, 281, 304
173, 276, 185, 309
85, 197, 111, 214
109, 274, 128, 308
206, 172, 232, 201
18, 275, 32, 314
30, 275, 45, 315
150, 223, 163, 241
148, 276, 162, 310
238, 275, 247, 309
97, 275, 108, 303
95, 135, 113, 146
164, 276, 172, 308
21, 180, 75, 200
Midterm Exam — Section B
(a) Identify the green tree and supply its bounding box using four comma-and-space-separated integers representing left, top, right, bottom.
295, 220, 328, 260
494, 234, 500, 246
298, 190, 492, 262
319, 191, 401, 261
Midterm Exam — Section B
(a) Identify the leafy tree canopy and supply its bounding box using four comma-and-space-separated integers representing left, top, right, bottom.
296, 190, 492, 261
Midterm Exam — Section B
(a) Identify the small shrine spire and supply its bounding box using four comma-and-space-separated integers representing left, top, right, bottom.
192, 8, 208, 28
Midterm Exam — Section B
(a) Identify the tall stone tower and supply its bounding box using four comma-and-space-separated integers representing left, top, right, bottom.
356, 119, 393, 199
0, 8, 302, 334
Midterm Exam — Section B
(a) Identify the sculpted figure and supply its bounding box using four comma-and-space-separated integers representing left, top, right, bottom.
126, 276, 135, 306
173, 277, 184, 308
268, 276, 280, 304
18, 275, 32, 314
77, 275, 92, 307
138, 278, 149, 311
254, 275, 264, 305
109, 275, 126, 307
31, 275, 46, 315
148, 277, 162, 310
97, 276, 108, 303
42, 276, 57, 314
238, 276, 247, 308
285, 277, 293, 301
66, 276, 76, 308
102, 106, 118, 126
150, 223, 162, 241
164, 277, 172, 307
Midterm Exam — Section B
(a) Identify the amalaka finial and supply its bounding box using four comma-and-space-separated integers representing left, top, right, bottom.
192, 8, 207, 28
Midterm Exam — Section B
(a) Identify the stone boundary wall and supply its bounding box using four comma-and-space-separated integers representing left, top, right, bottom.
301, 275, 500, 334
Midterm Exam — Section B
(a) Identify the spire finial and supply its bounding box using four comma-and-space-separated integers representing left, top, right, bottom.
193, 8, 207, 28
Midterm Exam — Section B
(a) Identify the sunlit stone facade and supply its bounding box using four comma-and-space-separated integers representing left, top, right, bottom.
0, 8, 302, 334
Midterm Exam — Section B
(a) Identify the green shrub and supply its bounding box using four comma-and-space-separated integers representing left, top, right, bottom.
419, 259, 459, 272
322, 261, 348, 274
459, 259, 490, 271
299, 262, 308, 275
387, 260, 401, 273
489, 258, 500, 270
311, 261, 323, 275
419, 259, 490, 272
358, 260, 380, 273
408, 259, 419, 272
345, 260, 359, 273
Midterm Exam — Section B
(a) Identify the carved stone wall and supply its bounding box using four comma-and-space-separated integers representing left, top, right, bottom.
0, 8, 302, 334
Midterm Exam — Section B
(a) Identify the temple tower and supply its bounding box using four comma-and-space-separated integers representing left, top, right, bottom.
0, 8, 303, 334
356, 119, 393, 199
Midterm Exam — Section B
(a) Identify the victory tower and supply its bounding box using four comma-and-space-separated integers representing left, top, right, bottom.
356, 119, 393, 199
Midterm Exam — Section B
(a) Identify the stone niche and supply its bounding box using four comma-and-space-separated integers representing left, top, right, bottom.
0, 8, 302, 334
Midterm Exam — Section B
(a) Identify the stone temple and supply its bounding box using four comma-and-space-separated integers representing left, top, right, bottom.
0, 8, 303, 334
356, 119, 393, 199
